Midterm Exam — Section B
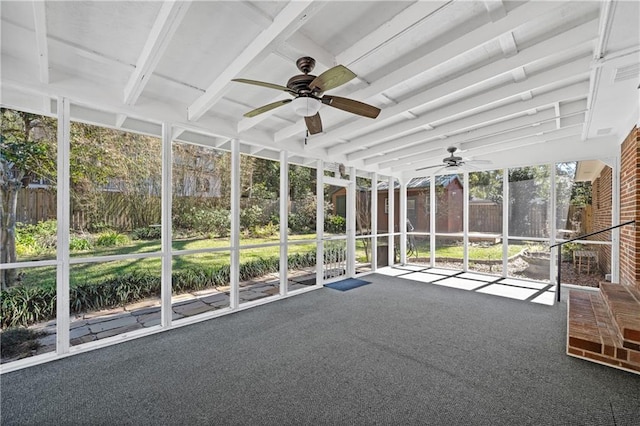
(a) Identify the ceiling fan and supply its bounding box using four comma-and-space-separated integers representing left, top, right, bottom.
231, 56, 381, 135
416, 146, 492, 173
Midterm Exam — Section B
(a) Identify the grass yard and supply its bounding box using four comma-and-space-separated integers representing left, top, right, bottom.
435, 243, 525, 260
15, 234, 318, 289
13, 235, 546, 289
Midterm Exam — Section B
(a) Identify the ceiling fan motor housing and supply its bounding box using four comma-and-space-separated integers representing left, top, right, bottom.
296, 57, 316, 74
287, 74, 316, 94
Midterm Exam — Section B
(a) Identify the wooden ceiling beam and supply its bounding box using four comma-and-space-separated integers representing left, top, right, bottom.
188, 1, 324, 122
32, 1, 49, 84
123, 1, 192, 106
275, 0, 561, 144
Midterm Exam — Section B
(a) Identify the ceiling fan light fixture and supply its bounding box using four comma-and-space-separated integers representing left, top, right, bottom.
291, 96, 321, 117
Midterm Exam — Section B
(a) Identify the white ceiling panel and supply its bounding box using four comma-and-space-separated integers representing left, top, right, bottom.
1, 0, 637, 179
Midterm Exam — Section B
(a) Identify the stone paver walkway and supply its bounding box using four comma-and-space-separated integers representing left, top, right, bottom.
29, 273, 315, 354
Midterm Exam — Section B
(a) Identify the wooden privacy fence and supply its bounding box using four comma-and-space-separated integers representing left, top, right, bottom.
469, 204, 502, 233
566, 205, 590, 235
16, 188, 162, 231
15, 188, 586, 238
15, 188, 56, 224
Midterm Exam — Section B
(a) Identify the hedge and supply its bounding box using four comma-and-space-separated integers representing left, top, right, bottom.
1, 251, 319, 329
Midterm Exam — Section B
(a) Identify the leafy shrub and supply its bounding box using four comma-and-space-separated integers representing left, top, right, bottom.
69, 271, 161, 313
288, 212, 313, 234
174, 207, 230, 238
324, 214, 346, 234
95, 230, 130, 247
1, 283, 57, 328
288, 193, 336, 234
131, 226, 162, 240
250, 222, 278, 238
15, 236, 37, 257
86, 222, 111, 233
561, 242, 583, 261
240, 205, 265, 232
287, 251, 316, 269
70, 236, 92, 251
15, 220, 57, 256
208, 209, 231, 237
289, 193, 318, 233
173, 264, 231, 293
0, 327, 46, 358
239, 257, 279, 281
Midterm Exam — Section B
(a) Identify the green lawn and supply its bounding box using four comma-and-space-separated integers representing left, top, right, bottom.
434, 244, 524, 260
355, 239, 541, 263
14, 237, 545, 289
16, 234, 318, 289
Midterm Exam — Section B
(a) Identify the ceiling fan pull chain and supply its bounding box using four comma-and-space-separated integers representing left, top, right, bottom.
304, 129, 309, 145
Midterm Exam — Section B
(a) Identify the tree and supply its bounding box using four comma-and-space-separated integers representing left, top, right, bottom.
468, 170, 503, 203
69, 123, 162, 231
1, 109, 57, 288
289, 164, 315, 201
508, 165, 550, 237
355, 177, 372, 261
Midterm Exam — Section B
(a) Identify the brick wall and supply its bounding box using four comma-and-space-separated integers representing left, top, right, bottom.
591, 166, 612, 274
619, 126, 640, 289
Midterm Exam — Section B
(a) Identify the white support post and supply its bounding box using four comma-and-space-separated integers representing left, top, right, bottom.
371, 172, 378, 271
430, 177, 436, 267
388, 176, 395, 266
160, 123, 173, 327
399, 178, 407, 265
279, 151, 289, 295
463, 171, 469, 271
56, 97, 70, 355
611, 155, 621, 283
550, 163, 557, 283
348, 167, 356, 277
316, 160, 324, 286
502, 169, 509, 277
230, 139, 240, 309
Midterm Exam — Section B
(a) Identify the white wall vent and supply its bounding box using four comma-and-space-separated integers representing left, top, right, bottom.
613, 63, 640, 83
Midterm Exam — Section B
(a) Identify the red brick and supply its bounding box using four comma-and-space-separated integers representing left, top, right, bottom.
603, 344, 615, 357
619, 127, 640, 289
623, 328, 640, 343
568, 347, 584, 356
584, 351, 618, 365
616, 347, 628, 361
569, 336, 602, 354
620, 362, 640, 373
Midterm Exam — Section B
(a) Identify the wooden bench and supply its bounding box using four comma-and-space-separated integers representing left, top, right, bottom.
573, 250, 597, 274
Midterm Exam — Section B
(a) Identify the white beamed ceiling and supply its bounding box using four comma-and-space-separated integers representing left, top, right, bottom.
1, 0, 639, 178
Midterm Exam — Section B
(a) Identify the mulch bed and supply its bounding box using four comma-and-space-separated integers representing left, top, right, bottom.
434, 258, 606, 288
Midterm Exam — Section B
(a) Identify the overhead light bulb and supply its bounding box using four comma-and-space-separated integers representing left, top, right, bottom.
291, 96, 321, 117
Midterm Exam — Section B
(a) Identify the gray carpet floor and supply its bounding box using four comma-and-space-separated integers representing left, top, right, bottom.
2, 272, 639, 425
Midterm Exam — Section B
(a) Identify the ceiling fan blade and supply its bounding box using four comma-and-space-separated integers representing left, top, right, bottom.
415, 163, 443, 172
232, 78, 296, 94
322, 95, 380, 119
305, 113, 323, 135
243, 99, 292, 118
309, 65, 356, 92
467, 159, 493, 165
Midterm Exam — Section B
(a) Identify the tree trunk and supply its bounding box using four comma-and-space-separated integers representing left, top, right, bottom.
1, 178, 23, 290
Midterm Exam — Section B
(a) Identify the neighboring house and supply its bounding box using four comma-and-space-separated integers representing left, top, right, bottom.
331, 176, 481, 234
172, 151, 223, 198
376, 176, 464, 233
